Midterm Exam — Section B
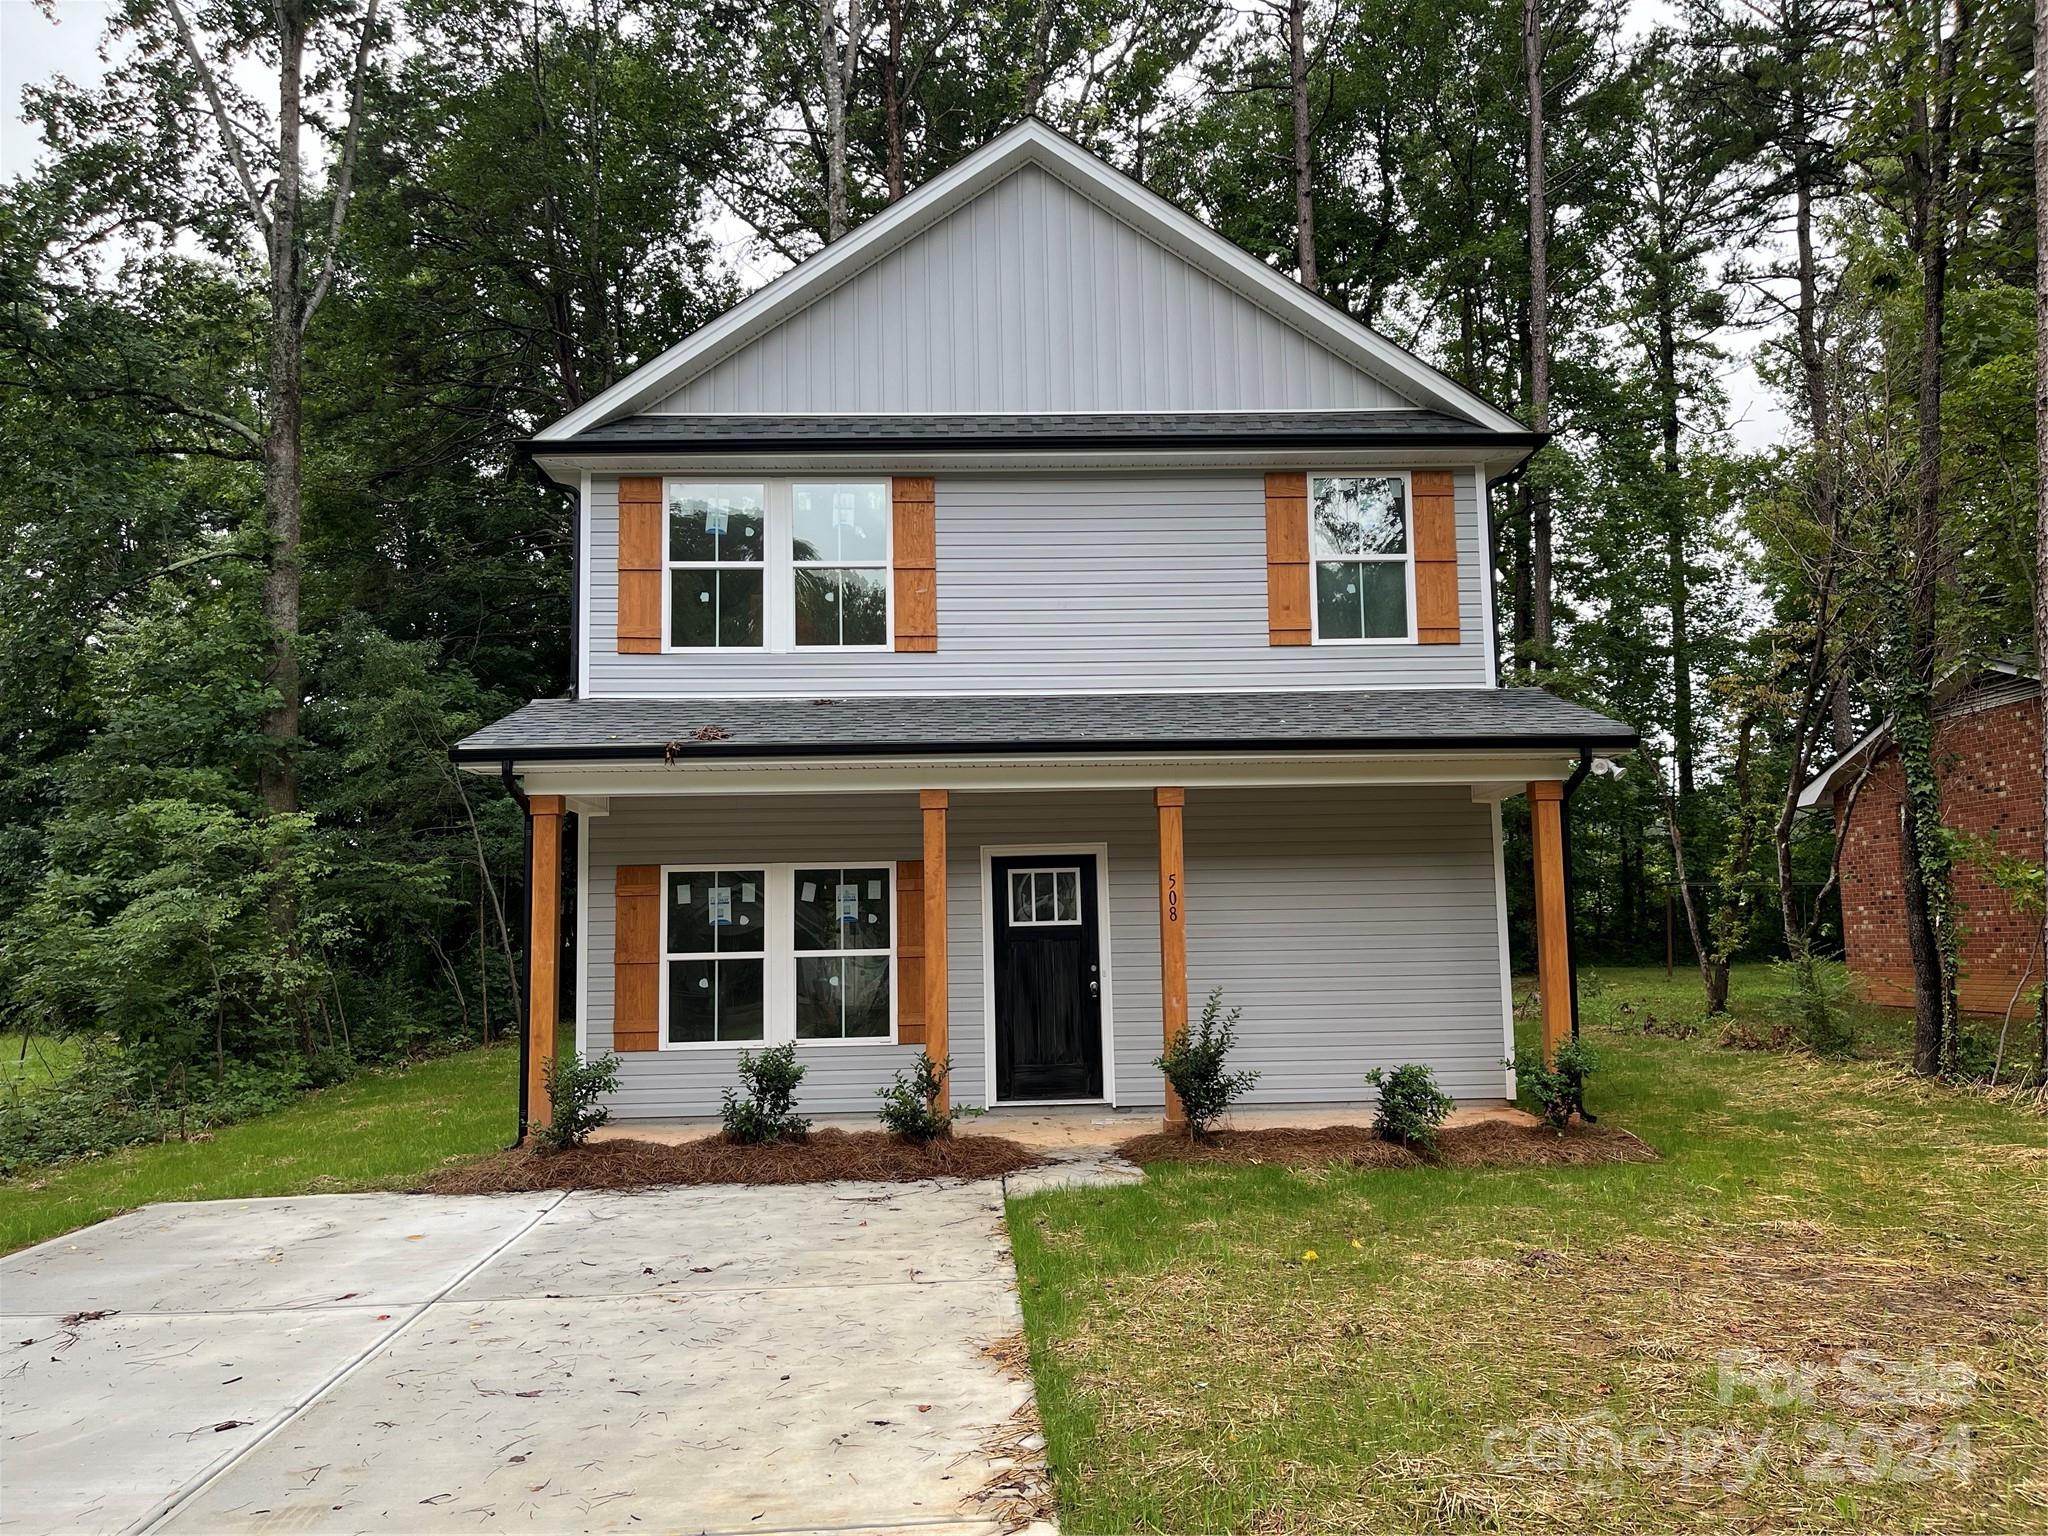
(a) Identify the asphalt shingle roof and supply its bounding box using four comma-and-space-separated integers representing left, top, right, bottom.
454, 689, 1636, 762
532, 410, 1543, 455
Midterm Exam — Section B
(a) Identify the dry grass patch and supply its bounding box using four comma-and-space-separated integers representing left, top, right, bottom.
422, 1127, 1039, 1193
1118, 1118, 1659, 1171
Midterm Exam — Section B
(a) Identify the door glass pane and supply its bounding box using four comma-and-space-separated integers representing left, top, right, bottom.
1009, 871, 1032, 924
842, 955, 890, 1037
669, 486, 764, 562
1033, 874, 1056, 922
1356, 562, 1408, 638
668, 958, 714, 1043
1054, 870, 1080, 923
794, 955, 840, 1038
792, 482, 888, 562
716, 959, 764, 1041
716, 568, 764, 648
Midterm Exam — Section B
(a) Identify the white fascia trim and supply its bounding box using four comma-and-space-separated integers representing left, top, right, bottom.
529, 447, 1510, 484
535, 121, 1526, 441
507, 750, 1591, 799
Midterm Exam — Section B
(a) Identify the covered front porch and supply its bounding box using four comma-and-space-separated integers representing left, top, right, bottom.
464, 707, 1623, 1139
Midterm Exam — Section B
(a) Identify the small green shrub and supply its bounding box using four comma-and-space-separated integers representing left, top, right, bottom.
1507, 1038, 1598, 1130
1155, 987, 1260, 1140
720, 1042, 811, 1144
878, 1052, 953, 1142
535, 1051, 619, 1152
1772, 951, 1855, 1057
1365, 1062, 1454, 1150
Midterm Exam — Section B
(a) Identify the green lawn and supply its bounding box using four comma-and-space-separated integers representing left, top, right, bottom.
0, 1032, 83, 1092
1007, 963, 2048, 1534
0, 1044, 516, 1253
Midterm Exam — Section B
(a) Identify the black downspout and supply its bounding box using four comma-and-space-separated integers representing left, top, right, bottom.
501, 760, 532, 1146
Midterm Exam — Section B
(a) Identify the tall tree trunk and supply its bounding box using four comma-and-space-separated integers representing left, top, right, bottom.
259, 6, 308, 817
1287, 0, 1318, 292
1897, 0, 1968, 1075
1522, 0, 1553, 662
884, 0, 904, 202
818, 0, 857, 241
1656, 285, 1694, 802
2033, 0, 2047, 1074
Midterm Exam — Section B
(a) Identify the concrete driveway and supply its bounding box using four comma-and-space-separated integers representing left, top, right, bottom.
0, 1182, 1047, 1535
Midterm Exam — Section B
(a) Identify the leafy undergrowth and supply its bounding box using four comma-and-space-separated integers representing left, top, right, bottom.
1118, 1119, 1657, 1170
1009, 964, 2048, 1534
0, 1044, 516, 1253
423, 1128, 1040, 1193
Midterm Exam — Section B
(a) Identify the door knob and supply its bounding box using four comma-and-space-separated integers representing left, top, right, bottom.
1089, 979, 1099, 997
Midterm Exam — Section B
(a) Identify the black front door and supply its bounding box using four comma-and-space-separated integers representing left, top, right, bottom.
991, 855, 1105, 1101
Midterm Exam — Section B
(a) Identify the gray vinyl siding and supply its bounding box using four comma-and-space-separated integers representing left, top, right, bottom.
581, 786, 1508, 1118
1184, 786, 1510, 1103
651, 166, 1402, 415
584, 469, 1491, 696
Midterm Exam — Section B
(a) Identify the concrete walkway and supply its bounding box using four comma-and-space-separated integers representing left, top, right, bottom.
1, 1184, 1049, 1536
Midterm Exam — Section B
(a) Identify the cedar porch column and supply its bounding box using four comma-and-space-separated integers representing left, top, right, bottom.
526, 795, 565, 1132
920, 790, 950, 1111
1156, 787, 1188, 1126
1528, 780, 1572, 1063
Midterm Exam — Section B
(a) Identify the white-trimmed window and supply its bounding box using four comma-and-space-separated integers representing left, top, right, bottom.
791, 483, 891, 647
661, 865, 895, 1048
1310, 473, 1415, 643
667, 484, 766, 650
792, 866, 894, 1039
664, 868, 767, 1044
1008, 866, 1083, 927
663, 478, 891, 651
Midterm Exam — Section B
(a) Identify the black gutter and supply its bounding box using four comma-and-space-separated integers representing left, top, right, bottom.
519, 428, 1550, 458
500, 761, 532, 1147
452, 730, 1638, 765
1561, 744, 1593, 1049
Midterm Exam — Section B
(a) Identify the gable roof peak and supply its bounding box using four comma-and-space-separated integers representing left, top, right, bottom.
537, 120, 1523, 442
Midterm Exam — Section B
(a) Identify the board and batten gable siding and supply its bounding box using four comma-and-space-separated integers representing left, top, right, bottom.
582, 786, 1509, 1117
649, 165, 1403, 416
585, 470, 1490, 695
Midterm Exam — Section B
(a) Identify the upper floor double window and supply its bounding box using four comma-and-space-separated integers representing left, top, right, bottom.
1310, 472, 1415, 644
666, 479, 891, 651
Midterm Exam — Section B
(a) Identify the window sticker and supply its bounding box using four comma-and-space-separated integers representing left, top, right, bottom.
675, 883, 691, 904
706, 508, 729, 536
800, 881, 817, 903
708, 886, 733, 926
836, 883, 860, 922
866, 879, 882, 899
741, 882, 757, 904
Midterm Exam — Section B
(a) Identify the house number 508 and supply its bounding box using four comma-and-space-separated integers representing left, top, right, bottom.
1166, 873, 1180, 924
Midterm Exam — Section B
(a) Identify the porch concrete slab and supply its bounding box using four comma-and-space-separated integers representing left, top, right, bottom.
447, 1181, 1014, 1301
0, 1307, 407, 1536
0, 1193, 560, 1315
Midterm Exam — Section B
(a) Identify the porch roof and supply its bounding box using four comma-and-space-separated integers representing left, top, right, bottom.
453, 688, 1636, 764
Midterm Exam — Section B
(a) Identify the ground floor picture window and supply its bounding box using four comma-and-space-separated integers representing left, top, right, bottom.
661, 864, 895, 1048
665, 868, 766, 1044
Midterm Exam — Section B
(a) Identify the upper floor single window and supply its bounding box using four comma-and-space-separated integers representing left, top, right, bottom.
1310, 472, 1414, 644
665, 479, 892, 651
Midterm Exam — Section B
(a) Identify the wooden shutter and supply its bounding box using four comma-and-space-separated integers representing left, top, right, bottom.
612, 865, 660, 1051
617, 476, 663, 654
892, 477, 937, 652
1265, 471, 1310, 646
894, 859, 926, 1045
1412, 469, 1460, 645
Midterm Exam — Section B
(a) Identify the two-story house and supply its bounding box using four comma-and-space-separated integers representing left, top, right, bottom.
454, 121, 1635, 1135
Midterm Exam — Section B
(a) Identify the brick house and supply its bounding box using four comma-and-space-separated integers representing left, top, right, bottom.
1798, 664, 2044, 1014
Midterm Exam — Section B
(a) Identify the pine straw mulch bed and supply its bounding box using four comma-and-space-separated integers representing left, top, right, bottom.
1117, 1117, 1657, 1171
421, 1127, 1041, 1194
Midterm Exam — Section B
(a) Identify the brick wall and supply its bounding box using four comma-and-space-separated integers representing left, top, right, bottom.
1835, 692, 2044, 1013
